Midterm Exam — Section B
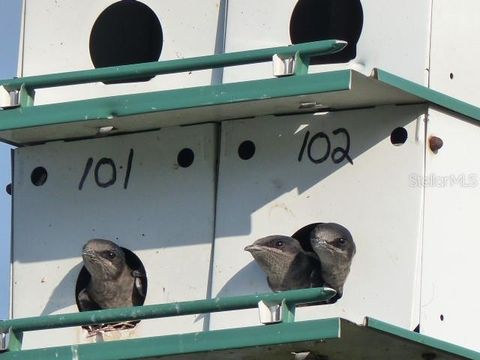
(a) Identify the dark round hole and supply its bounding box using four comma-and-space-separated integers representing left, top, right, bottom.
238, 140, 256, 160
290, 0, 364, 65
89, 1, 163, 84
75, 245, 147, 328
449, 73, 454, 80
440, 314, 444, 321
5, 183, 11, 195
177, 148, 195, 168
291, 223, 322, 253
31, 167, 48, 186
390, 127, 408, 146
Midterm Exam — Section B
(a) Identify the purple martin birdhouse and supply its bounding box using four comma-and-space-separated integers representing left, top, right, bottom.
4, 0, 480, 356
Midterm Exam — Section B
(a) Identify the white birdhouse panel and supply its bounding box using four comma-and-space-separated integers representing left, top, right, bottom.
12, 124, 217, 349
429, 0, 480, 105
223, 0, 430, 85
210, 105, 426, 330
421, 108, 480, 352
21, 0, 222, 105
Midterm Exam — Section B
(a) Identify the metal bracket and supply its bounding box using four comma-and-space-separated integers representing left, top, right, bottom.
272, 54, 296, 77
0, 330, 9, 352
257, 299, 284, 324
0, 87, 20, 109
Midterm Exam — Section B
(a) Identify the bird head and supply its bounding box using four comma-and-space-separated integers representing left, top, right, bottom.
245, 235, 303, 277
310, 223, 356, 266
82, 239, 127, 280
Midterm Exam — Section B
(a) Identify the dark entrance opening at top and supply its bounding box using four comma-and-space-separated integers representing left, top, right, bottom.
89, 0, 163, 84
290, 0, 363, 65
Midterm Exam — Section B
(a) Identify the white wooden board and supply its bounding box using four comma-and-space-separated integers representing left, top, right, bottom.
21, 0, 223, 104
223, 0, 430, 85
430, 0, 480, 105
421, 107, 480, 351
12, 124, 217, 349
211, 105, 426, 330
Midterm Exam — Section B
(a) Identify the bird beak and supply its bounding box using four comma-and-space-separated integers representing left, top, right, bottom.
82, 248, 96, 258
244, 244, 261, 252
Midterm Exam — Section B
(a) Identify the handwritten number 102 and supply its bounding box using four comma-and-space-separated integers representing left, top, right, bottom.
298, 128, 353, 165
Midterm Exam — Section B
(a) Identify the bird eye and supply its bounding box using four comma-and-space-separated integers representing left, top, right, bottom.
338, 238, 346, 244
275, 240, 284, 247
106, 251, 116, 259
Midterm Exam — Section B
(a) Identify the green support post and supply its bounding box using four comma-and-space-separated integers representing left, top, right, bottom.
18, 85, 34, 107
281, 301, 296, 323
294, 51, 311, 75
6, 330, 22, 352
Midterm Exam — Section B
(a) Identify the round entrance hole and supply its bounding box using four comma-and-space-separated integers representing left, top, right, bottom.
290, 0, 363, 65
89, 1, 163, 84
75, 244, 147, 329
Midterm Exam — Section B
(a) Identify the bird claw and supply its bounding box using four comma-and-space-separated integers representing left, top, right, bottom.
85, 321, 137, 337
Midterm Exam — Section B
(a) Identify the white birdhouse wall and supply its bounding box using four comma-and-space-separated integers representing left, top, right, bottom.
11, 0, 480, 353
210, 105, 426, 331
21, 0, 435, 106
222, 0, 431, 85
12, 124, 217, 349
429, 0, 480, 105
20, 0, 223, 105
422, 108, 480, 352
11, 105, 427, 348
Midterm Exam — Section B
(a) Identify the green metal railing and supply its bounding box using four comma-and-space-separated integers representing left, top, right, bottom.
0, 287, 335, 353
0, 40, 346, 107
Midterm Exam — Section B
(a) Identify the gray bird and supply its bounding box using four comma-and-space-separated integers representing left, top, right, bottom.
244, 235, 323, 292
309, 223, 356, 301
78, 239, 146, 311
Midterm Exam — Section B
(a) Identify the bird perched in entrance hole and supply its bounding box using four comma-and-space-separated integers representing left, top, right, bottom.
244, 235, 323, 292
309, 223, 356, 302
78, 239, 146, 312
245, 223, 355, 303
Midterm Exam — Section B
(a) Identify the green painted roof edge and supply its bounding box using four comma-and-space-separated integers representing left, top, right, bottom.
374, 68, 480, 122
0, 318, 341, 360
0, 70, 352, 131
366, 317, 480, 359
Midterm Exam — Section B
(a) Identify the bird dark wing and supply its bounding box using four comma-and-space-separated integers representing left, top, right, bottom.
77, 288, 101, 311
131, 269, 147, 299
304, 251, 324, 288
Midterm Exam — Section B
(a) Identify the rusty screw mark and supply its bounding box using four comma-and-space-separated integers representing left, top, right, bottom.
429, 136, 443, 153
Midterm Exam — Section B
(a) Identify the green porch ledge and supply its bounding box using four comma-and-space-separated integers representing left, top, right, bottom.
0, 287, 478, 359
1, 317, 478, 360
0, 41, 478, 145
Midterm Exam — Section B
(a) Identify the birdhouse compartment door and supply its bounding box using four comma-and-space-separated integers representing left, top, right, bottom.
222, 0, 431, 85
21, 0, 223, 105
210, 104, 426, 331
11, 123, 218, 349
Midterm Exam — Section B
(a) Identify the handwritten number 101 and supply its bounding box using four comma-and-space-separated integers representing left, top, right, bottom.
78, 149, 134, 190
298, 128, 353, 165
